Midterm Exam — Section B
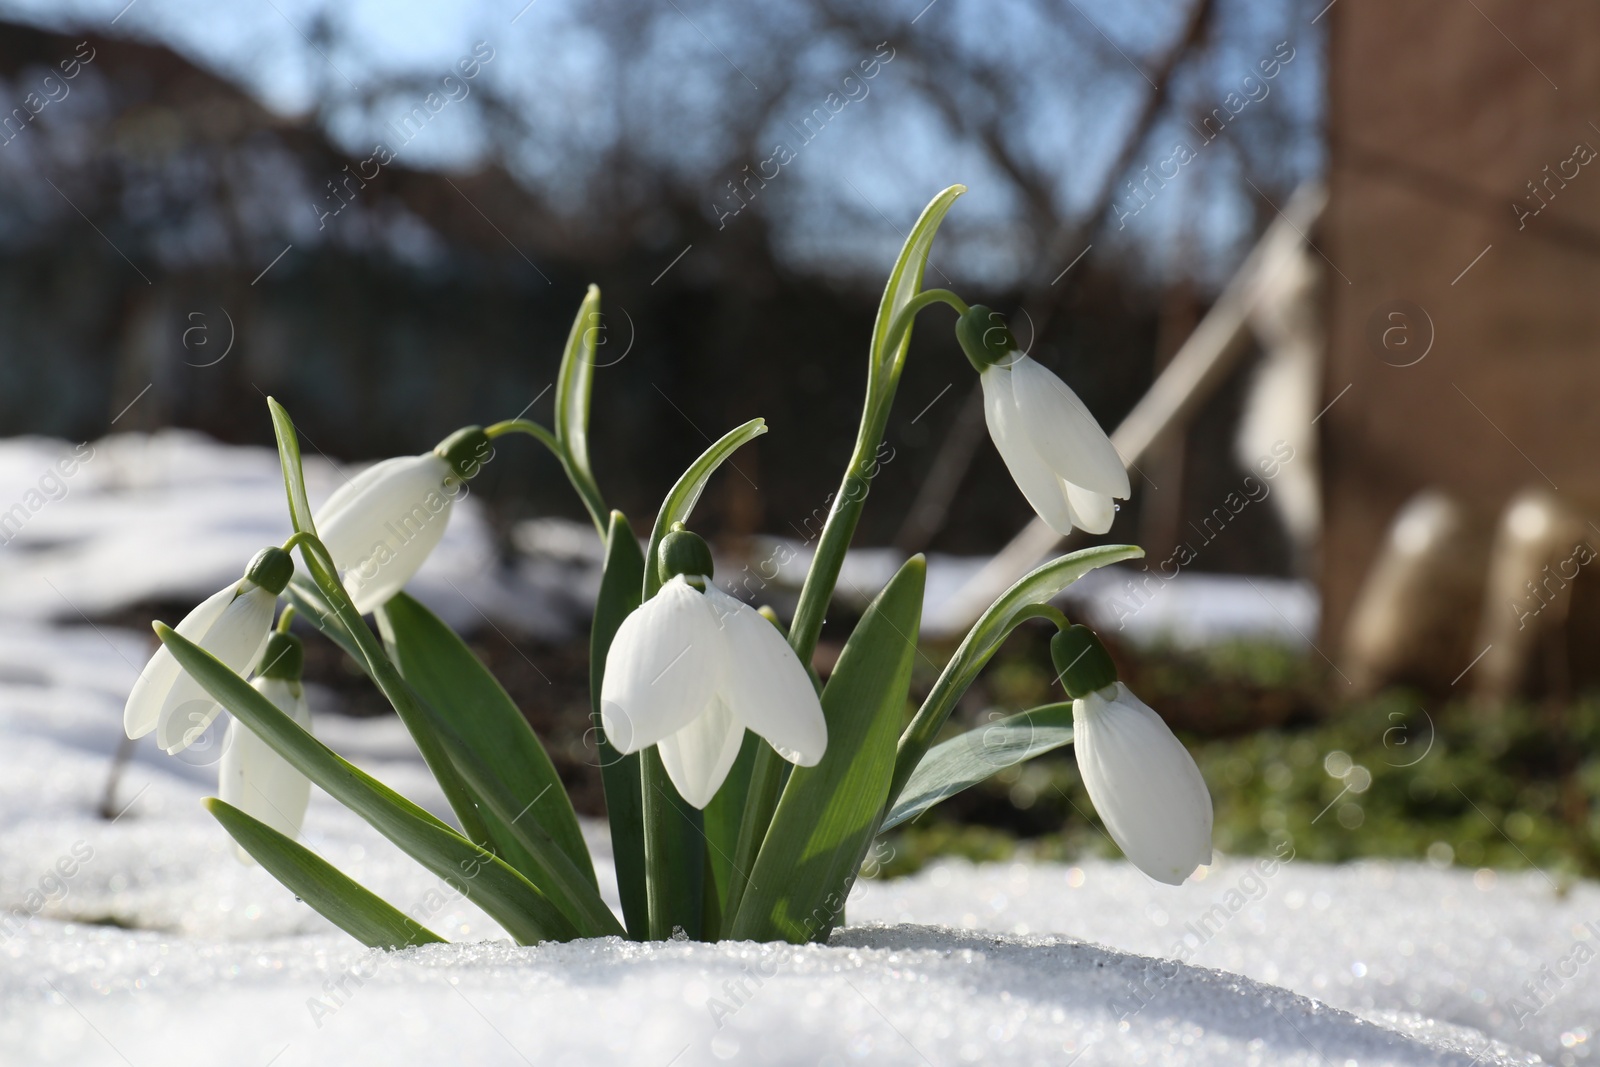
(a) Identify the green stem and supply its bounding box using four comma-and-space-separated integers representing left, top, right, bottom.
720, 741, 785, 927
486, 419, 608, 537
886, 603, 1068, 810
275, 605, 297, 634
787, 291, 963, 665
641, 749, 704, 940
723, 290, 964, 902
294, 534, 495, 851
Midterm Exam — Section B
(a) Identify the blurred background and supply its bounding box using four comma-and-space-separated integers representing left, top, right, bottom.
1, 0, 1597, 879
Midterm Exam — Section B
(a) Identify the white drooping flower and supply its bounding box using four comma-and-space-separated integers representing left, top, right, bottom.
600, 575, 827, 807
314, 427, 490, 614
124, 547, 290, 754
219, 674, 314, 863
980, 352, 1130, 536
1072, 681, 1214, 885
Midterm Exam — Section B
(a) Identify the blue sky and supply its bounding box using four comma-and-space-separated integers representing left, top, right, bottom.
0, 0, 1326, 289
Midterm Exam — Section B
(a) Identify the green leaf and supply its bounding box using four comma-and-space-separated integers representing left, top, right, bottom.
641, 417, 766, 600
556, 286, 601, 499
879, 703, 1074, 832
641, 747, 705, 940
871, 185, 966, 392
265, 406, 493, 850
376, 593, 593, 883
158, 623, 576, 945
591, 511, 649, 939
396, 693, 625, 937
702, 731, 757, 909
205, 798, 446, 950
787, 184, 966, 668
729, 555, 926, 944
890, 544, 1142, 807
267, 397, 316, 534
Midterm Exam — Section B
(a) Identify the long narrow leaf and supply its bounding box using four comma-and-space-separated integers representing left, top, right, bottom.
641, 418, 766, 600
267, 397, 315, 533
591, 511, 649, 938
879, 703, 1074, 832
158, 624, 576, 944
555, 287, 601, 503
872, 185, 966, 393
205, 798, 446, 949
400, 698, 625, 937
265, 403, 492, 849
890, 544, 1142, 806
702, 732, 757, 910
729, 556, 926, 944
377, 593, 592, 883
641, 747, 704, 940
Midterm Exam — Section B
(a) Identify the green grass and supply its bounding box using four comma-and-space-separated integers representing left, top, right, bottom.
878, 639, 1600, 883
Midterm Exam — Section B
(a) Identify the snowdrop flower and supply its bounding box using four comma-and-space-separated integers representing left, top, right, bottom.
1052, 625, 1212, 885
220, 631, 313, 862
125, 547, 292, 754
956, 305, 1130, 536
315, 426, 492, 614
600, 528, 827, 807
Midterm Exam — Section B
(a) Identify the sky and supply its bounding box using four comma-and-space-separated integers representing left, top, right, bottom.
0, 0, 1327, 289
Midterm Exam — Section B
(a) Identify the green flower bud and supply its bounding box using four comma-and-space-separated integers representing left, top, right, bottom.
1051, 624, 1118, 699
658, 524, 714, 585
243, 546, 294, 595
955, 304, 1018, 372
434, 426, 493, 481
256, 631, 304, 681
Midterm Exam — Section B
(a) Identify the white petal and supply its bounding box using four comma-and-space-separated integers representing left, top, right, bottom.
703, 584, 826, 765
1072, 682, 1213, 885
1009, 355, 1131, 498
124, 583, 236, 739
313, 456, 414, 528
314, 454, 455, 614
219, 678, 313, 864
1063, 480, 1117, 535
982, 366, 1079, 536
656, 697, 745, 808
600, 577, 724, 754
158, 585, 276, 753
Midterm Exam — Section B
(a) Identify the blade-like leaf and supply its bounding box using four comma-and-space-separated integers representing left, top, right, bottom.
702, 731, 757, 910
787, 184, 966, 667
890, 544, 1142, 807
879, 703, 1074, 832
641, 418, 766, 600
872, 185, 966, 391
158, 623, 576, 944
641, 747, 704, 941
729, 556, 926, 944
377, 593, 592, 884
266, 408, 491, 850
205, 798, 446, 950
267, 397, 315, 534
591, 511, 649, 939
400, 695, 625, 937
556, 286, 601, 496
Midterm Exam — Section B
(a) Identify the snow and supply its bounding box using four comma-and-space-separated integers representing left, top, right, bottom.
0, 433, 1587, 1065
0, 431, 588, 640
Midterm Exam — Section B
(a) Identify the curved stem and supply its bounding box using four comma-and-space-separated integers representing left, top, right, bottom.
886, 604, 1069, 809
275, 604, 297, 633
786, 290, 967, 666
726, 290, 966, 898
280, 529, 316, 554
486, 419, 607, 537
294, 532, 495, 851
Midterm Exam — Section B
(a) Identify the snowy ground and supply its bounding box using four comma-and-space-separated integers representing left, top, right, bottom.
0, 433, 1585, 1066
